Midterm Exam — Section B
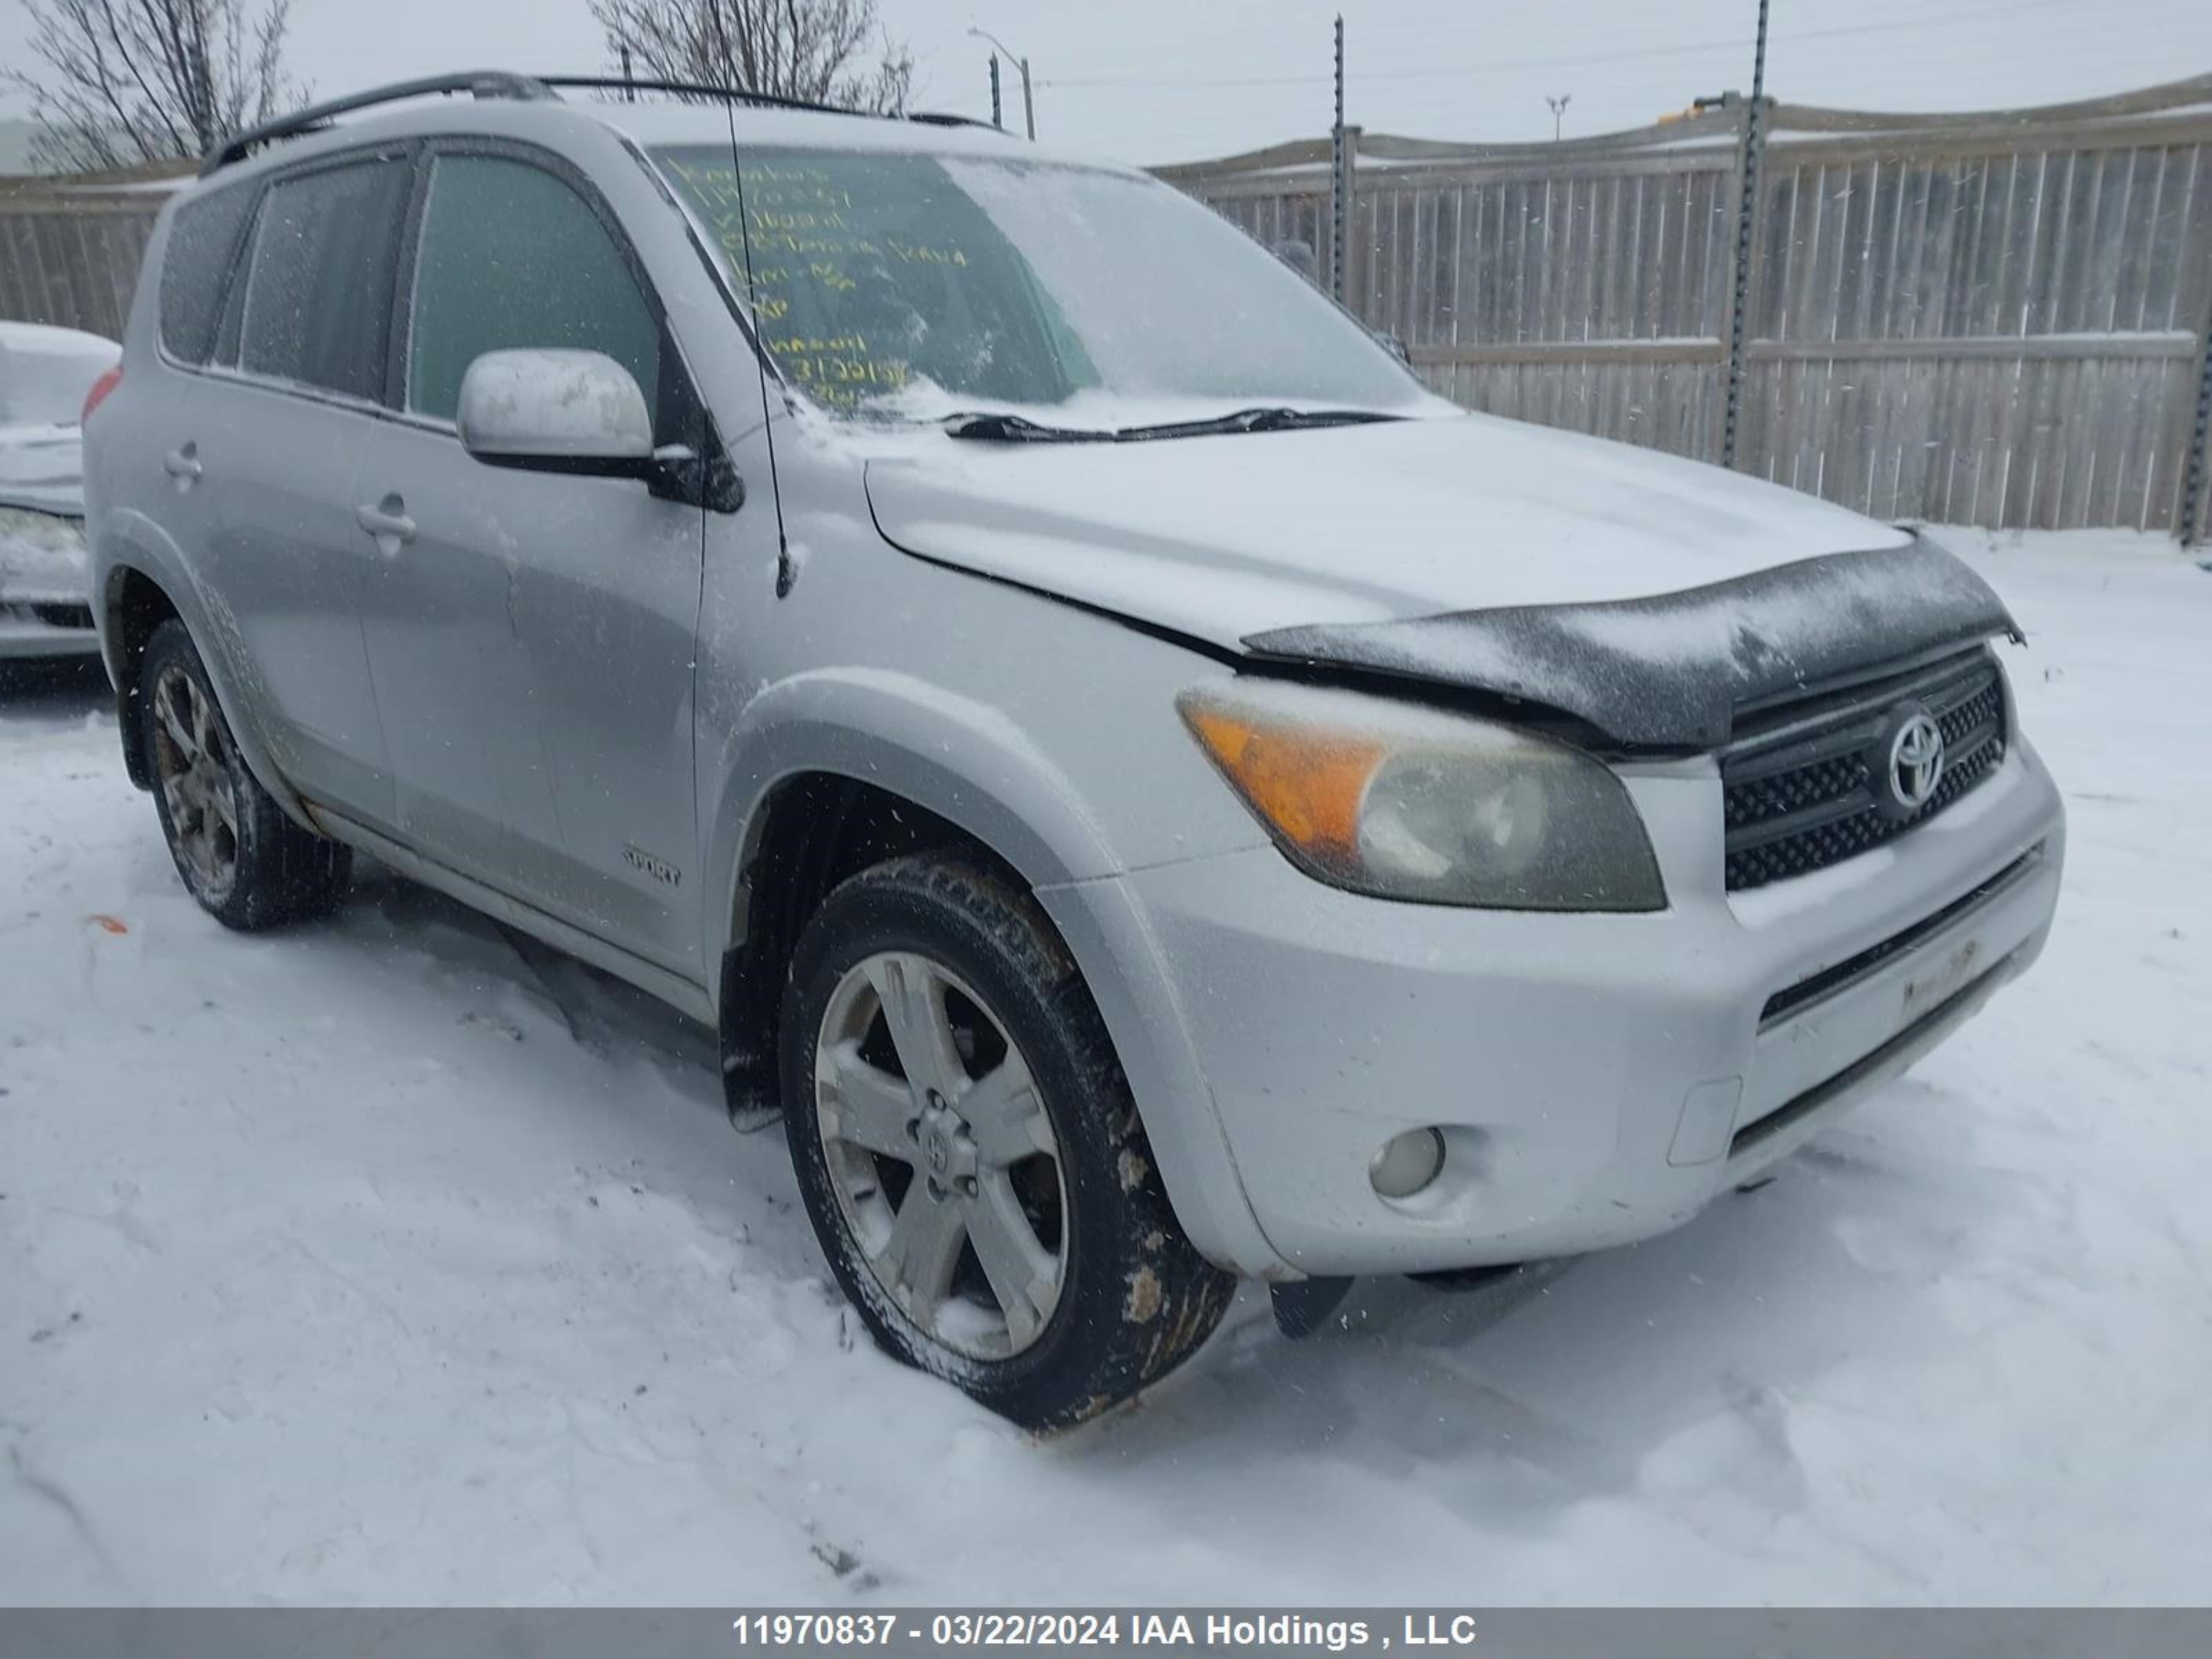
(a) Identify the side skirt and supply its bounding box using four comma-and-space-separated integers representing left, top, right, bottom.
304, 803, 720, 1027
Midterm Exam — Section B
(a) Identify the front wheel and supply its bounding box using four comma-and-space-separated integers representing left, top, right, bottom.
780, 855, 1232, 1430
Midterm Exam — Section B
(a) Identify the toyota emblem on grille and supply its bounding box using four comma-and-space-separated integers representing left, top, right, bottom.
1875, 704, 1947, 819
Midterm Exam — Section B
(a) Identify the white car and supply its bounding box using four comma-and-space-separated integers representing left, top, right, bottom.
1, 321, 120, 661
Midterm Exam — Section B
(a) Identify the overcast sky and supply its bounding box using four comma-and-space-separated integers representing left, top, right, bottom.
3, 0, 2208, 165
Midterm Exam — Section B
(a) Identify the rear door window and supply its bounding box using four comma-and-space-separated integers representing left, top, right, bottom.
236, 154, 410, 400
404, 153, 662, 427
159, 182, 259, 365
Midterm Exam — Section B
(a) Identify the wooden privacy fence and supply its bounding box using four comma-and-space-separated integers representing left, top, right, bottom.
1159, 76, 2212, 543
4, 91, 2209, 539
0, 163, 189, 344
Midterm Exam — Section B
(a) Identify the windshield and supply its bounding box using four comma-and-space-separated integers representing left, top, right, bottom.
653, 145, 1428, 424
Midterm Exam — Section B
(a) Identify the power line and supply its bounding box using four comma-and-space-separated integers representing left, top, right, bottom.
915, 0, 2204, 164
1037, 0, 2097, 91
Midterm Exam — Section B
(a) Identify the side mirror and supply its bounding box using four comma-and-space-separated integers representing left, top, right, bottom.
458, 348, 655, 474
457, 348, 744, 513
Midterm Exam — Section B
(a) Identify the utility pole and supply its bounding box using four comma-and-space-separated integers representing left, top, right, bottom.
987, 53, 1002, 130
1545, 93, 1571, 140
970, 27, 1035, 138
619, 44, 635, 102
1330, 13, 1347, 303
1721, 0, 1772, 470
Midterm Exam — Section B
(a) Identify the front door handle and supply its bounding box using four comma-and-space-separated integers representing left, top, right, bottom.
355, 493, 417, 555
162, 443, 202, 488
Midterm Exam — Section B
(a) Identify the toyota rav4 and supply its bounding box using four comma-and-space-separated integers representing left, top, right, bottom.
83, 73, 2065, 1428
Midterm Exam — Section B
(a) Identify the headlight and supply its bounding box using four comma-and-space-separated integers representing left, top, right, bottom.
1177, 679, 1665, 911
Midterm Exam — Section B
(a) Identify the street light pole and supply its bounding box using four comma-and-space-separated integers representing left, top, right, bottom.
1545, 93, 1571, 141
968, 26, 1035, 138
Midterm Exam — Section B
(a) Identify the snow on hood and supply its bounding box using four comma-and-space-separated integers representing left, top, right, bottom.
0, 419, 92, 604
0, 422, 89, 519
863, 411, 1912, 642
0, 323, 110, 528
861, 412, 2015, 743
0, 491, 91, 603
0, 326, 101, 599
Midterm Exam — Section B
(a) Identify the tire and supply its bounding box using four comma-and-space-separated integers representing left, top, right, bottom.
138, 619, 351, 931
780, 854, 1234, 1430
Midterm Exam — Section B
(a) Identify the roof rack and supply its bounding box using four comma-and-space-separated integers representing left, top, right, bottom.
535, 74, 845, 116
198, 69, 1016, 178
904, 111, 1007, 133
200, 71, 553, 176
540, 75, 1010, 135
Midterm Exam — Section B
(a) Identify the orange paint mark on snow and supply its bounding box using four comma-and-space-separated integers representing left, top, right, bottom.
88, 914, 129, 935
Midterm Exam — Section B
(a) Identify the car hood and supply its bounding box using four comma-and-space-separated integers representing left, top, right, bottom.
0, 422, 87, 519
863, 413, 2018, 747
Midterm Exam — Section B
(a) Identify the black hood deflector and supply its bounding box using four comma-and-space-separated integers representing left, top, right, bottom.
1241, 537, 2021, 750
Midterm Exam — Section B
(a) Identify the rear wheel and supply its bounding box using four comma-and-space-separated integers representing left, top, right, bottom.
780, 855, 1233, 1430
140, 619, 350, 930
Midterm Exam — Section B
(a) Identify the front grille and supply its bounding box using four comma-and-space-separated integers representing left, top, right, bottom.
1722, 648, 2007, 892
1758, 845, 2041, 1027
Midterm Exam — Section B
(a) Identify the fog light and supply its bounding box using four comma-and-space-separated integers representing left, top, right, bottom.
1369, 1127, 1446, 1199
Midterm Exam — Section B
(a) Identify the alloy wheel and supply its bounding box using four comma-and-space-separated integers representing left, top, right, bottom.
813, 950, 1068, 1360
151, 663, 241, 907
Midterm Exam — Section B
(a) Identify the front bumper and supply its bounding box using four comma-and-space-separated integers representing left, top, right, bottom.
1, 504, 97, 660
1, 602, 100, 659
1116, 737, 2064, 1277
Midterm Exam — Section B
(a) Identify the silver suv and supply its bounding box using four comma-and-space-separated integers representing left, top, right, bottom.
84, 73, 2065, 1428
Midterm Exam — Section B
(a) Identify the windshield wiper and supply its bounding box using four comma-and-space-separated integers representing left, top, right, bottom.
940, 412, 1112, 442
941, 406, 1407, 444
1109, 406, 1407, 441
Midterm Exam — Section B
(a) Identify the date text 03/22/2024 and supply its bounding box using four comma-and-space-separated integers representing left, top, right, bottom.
727, 1612, 1484, 1649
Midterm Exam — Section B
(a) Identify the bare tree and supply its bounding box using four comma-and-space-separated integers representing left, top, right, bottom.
5, 0, 306, 174
591, 0, 914, 114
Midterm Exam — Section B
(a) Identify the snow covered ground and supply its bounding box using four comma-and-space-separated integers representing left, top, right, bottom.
2, 528, 2209, 1606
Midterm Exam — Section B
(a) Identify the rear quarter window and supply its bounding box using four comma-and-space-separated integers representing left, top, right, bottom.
158, 182, 259, 365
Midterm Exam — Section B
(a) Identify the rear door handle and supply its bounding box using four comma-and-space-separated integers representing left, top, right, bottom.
355, 493, 417, 554
162, 443, 201, 487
